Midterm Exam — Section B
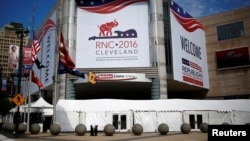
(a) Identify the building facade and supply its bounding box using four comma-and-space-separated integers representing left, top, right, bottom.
1, 0, 249, 101
0, 23, 29, 95
198, 6, 250, 99
51, 0, 249, 100
56, 0, 209, 100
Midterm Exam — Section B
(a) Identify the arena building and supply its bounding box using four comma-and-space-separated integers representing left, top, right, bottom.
4, 0, 249, 133
28, 0, 212, 102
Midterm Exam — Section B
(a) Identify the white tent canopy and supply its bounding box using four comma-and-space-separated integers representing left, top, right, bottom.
7, 97, 53, 124
23, 97, 53, 108
56, 99, 250, 132
56, 99, 250, 112
23, 97, 53, 116
10, 97, 53, 114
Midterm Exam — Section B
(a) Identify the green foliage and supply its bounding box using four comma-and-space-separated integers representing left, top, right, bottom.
0, 91, 13, 116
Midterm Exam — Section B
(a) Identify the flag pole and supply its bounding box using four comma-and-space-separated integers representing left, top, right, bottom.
23, 77, 28, 123
52, 0, 62, 125
52, 33, 59, 124
27, 3, 35, 132
27, 70, 31, 132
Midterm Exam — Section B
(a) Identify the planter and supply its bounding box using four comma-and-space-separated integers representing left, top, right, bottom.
75, 124, 87, 136
50, 124, 61, 135
104, 124, 115, 136
158, 123, 169, 135
132, 124, 143, 136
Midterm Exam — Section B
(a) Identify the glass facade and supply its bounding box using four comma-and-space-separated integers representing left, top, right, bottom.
163, 1, 173, 74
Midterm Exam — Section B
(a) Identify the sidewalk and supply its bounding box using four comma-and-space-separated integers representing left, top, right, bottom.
1, 131, 208, 141
0, 133, 14, 141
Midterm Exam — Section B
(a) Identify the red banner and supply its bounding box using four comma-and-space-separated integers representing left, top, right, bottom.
216, 47, 250, 69
23, 47, 33, 70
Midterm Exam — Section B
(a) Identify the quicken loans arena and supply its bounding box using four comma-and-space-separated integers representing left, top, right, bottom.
11, 0, 249, 133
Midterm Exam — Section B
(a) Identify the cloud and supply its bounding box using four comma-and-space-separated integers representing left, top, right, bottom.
173, 0, 250, 18
174, 0, 206, 18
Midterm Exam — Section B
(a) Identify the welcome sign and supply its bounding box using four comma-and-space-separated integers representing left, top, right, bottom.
170, 0, 209, 89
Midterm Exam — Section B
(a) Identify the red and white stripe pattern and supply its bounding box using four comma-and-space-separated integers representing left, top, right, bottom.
32, 30, 40, 62
189, 61, 202, 73
182, 58, 202, 72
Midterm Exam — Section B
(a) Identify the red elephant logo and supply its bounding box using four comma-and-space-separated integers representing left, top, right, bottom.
99, 19, 119, 36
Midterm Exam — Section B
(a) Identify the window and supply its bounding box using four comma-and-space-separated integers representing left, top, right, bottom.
217, 22, 244, 41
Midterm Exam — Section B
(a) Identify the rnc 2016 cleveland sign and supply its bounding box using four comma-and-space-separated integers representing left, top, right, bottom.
76, 0, 149, 68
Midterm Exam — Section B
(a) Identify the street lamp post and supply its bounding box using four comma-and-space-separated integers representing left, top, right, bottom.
0, 65, 2, 91
15, 25, 29, 93
12, 22, 29, 138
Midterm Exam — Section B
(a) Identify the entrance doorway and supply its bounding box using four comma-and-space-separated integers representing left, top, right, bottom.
183, 111, 208, 131
112, 113, 128, 132
189, 114, 203, 130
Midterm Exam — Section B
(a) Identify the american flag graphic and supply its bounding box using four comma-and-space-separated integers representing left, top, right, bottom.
78, 0, 147, 14
170, 0, 205, 32
32, 30, 40, 62
182, 58, 202, 72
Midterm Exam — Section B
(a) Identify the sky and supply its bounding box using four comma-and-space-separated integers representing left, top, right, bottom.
0, 0, 250, 32
174, 0, 250, 18
0, 0, 56, 32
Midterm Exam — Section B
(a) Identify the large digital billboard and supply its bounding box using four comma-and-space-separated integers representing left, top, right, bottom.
170, 0, 209, 89
76, 0, 150, 68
